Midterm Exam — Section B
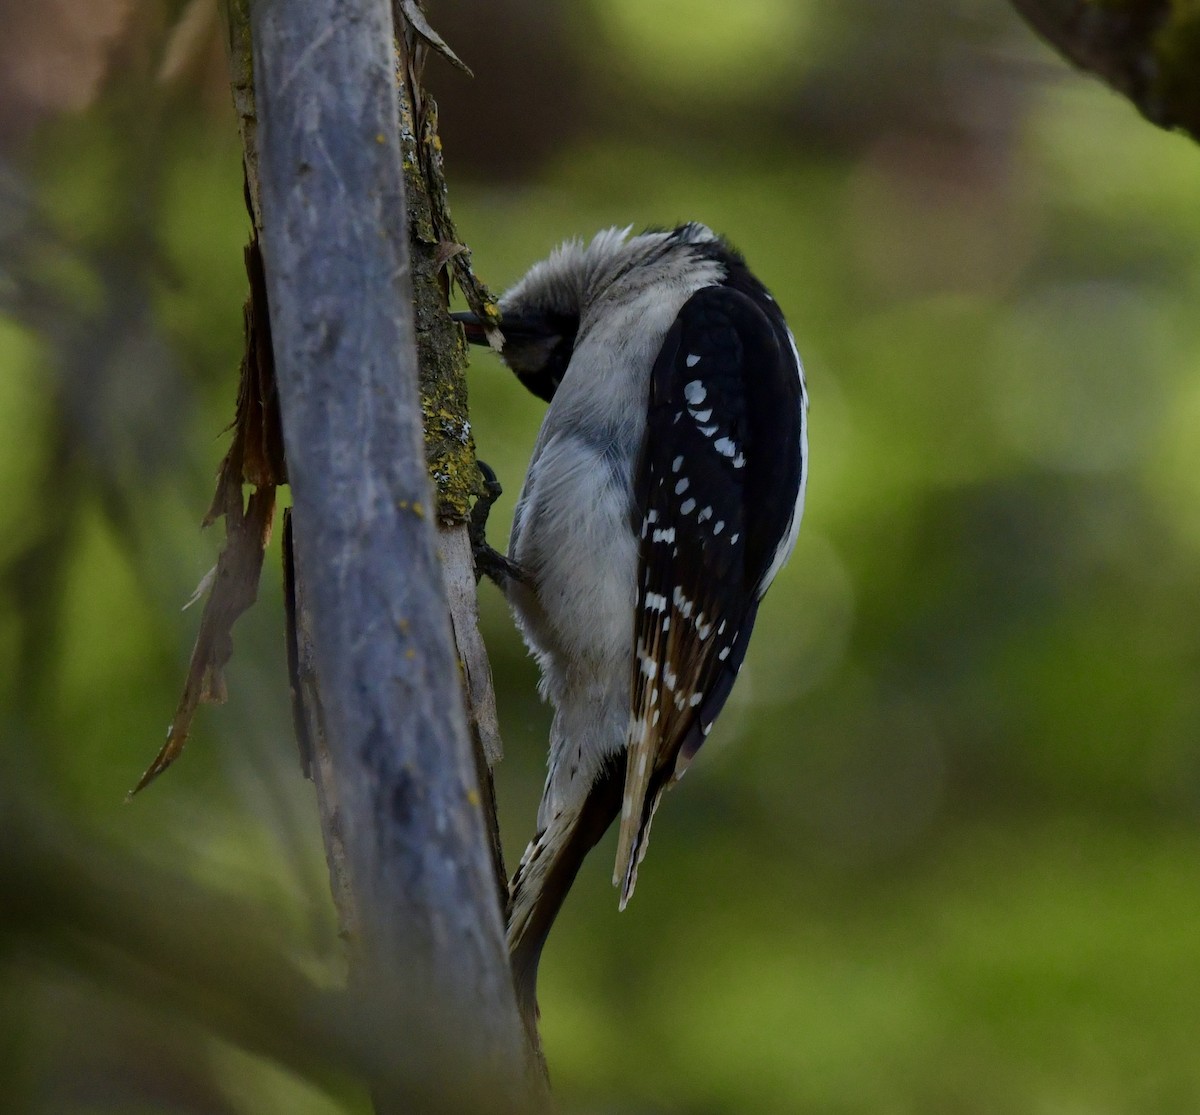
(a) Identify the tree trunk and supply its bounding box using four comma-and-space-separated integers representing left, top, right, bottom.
238, 0, 539, 1108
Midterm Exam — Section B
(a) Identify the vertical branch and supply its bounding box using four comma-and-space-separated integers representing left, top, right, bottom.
390, 3, 511, 908
245, 0, 535, 1108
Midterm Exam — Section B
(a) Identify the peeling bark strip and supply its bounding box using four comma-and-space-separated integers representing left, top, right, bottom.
283, 510, 358, 940
249, 0, 532, 1108
130, 231, 282, 796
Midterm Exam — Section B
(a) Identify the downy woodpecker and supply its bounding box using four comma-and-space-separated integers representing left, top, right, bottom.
457, 223, 808, 1021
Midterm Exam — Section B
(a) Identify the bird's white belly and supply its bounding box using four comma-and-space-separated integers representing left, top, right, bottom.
509, 432, 639, 695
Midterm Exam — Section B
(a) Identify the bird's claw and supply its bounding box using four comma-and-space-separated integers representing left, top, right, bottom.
470, 460, 530, 588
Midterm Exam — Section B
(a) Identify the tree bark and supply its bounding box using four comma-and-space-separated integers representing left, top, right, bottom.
246, 0, 534, 1108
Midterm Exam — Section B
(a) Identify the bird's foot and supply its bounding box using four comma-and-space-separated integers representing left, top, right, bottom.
470, 460, 530, 588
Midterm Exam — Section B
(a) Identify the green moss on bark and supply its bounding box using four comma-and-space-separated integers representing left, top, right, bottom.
396, 84, 482, 526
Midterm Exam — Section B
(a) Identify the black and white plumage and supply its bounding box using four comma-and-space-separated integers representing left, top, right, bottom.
457, 223, 807, 1022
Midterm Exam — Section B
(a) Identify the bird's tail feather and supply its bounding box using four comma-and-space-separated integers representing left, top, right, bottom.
614, 702, 680, 910
614, 775, 669, 910
613, 710, 654, 904
507, 757, 624, 1036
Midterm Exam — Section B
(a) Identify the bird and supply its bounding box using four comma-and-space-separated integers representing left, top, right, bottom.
455, 223, 808, 1028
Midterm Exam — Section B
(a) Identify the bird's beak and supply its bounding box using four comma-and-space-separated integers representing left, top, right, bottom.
451, 310, 492, 347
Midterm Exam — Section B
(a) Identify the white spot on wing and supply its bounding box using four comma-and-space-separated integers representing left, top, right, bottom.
686, 354, 701, 367
675, 478, 689, 495
714, 437, 736, 458
684, 381, 706, 405
672, 586, 693, 618
680, 497, 696, 515
672, 455, 683, 473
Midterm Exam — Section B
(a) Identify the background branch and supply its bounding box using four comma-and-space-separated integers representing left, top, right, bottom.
1010, 0, 1200, 141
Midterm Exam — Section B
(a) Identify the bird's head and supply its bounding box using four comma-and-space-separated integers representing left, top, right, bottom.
454, 223, 723, 402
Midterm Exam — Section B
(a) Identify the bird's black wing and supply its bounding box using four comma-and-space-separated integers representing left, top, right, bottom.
614, 282, 804, 904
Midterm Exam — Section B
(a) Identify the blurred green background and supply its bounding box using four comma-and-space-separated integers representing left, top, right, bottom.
4, 0, 1200, 1112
